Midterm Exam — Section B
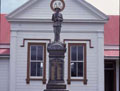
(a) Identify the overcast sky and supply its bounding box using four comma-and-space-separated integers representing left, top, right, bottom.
1, 0, 28, 14
1, 0, 119, 15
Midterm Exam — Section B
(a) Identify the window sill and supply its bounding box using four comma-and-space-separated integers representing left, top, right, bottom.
30, 78, 43, 80
67, 79, 87, 85
70, 79, 84, 81
26, 78, 46, 84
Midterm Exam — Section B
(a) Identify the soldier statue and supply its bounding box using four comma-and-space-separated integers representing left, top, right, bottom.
52, 8, 63, 42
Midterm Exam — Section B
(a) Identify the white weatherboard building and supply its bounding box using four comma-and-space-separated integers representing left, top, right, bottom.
0, 0, 119, 91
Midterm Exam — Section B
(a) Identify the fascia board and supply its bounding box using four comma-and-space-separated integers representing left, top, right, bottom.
7, 18, 108, 23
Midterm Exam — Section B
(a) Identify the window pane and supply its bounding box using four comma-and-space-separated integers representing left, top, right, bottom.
37, 62, 43, 76
37, 46, 43, 60
78, 62, 83, 77
78, 46, 83, 61
71, 62, 77, 77
31, 46, 36, 60
31, 62, 36, 76
71, 46, 77, 61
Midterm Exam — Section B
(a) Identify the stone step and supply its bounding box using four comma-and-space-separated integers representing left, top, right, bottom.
44, 89, 69, 91
47, 84, 66, 89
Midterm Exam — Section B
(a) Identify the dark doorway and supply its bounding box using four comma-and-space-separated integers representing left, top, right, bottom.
105, 61, 116, 91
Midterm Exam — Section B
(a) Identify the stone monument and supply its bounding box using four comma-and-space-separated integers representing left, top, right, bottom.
44, 0, 68, 91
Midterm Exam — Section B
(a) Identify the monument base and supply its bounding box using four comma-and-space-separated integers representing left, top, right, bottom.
44, 83, 68, 91
44, 42, 68, 91
44, 89, 69, 91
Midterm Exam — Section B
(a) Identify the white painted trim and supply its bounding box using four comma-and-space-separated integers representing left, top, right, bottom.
104, 45, 119, 50
11, 29, 104, 33
9, 32, 17, 91
104, 56, 119, 60
7, 18, 108, 23
0, 45, 10, 48
97, 32, 104, 91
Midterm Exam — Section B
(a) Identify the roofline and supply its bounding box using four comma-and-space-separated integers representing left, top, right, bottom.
104, 56, 120, 60
7, 18, 108, 23
104, 45, 119, 50
0, 43, 10, 45
104, 45, 120, 46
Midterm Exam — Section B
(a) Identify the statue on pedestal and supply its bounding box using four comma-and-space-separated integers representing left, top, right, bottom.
44, 0, 68, 91
52, 8, 63, 42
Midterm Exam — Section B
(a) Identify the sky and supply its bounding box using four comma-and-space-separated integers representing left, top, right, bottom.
1, 0, 28, 14
1, 0, 119, 15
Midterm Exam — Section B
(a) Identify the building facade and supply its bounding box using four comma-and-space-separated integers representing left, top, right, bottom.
0, 0, 119, 91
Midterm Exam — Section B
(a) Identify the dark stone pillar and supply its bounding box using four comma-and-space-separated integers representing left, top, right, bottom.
44, 42, 68, 91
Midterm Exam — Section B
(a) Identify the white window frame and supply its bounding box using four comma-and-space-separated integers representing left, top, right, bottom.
70, 44, 85, 79
30, 45, 44, 78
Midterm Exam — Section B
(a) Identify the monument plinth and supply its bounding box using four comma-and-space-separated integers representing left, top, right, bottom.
44, 0, 68, 91
47, 42, 66, 82
44, 42, 67, 91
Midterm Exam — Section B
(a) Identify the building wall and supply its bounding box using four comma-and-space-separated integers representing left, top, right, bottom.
0, 57, 9, 91
10, 22, 104, 91
1, 0, 118, 91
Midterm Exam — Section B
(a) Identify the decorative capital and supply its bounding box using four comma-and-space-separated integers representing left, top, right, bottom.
50, 0, 65, 12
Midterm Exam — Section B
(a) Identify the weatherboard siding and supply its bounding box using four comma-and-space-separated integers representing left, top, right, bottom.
9, 21, 104, 91
0, 58, 9, 91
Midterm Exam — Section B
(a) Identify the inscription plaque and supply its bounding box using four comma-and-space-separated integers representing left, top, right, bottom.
51, 63, 55, 80
57, 63, 61, 80
50, 60, 64, 81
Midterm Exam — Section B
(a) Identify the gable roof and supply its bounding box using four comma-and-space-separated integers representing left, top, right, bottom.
104, 50, 119, 58
104, 16, 119, 46
6, 0, 108, 23
0, 49, 10, 56
0, 14, 10, 44
0, 14, 10, 56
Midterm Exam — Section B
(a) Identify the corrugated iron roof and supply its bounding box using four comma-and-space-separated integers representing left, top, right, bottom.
104, 50, 119, 57
0, 49, 10, 55
0, 14, 10, 44
104, 16, 119, 46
